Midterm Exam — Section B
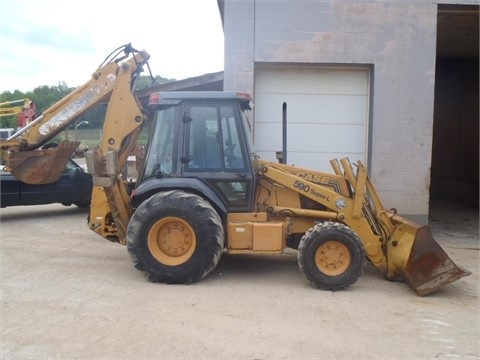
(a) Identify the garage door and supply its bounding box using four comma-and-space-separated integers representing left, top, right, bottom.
253, 66, 370, 172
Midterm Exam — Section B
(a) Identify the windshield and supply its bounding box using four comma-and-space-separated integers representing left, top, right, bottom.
143, 106, 177, 179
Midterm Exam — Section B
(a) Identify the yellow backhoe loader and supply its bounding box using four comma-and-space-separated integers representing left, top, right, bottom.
0, 98, 36, 129
0, 44, 470, 295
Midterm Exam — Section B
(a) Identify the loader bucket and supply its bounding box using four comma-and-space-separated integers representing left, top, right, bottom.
387, 215, 471, 296
8, 140, 80, 184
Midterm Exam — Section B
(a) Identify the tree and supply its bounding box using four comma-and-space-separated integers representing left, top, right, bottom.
31, 82, 73, 111
0, 75, 174, 129
0, 82, 73, 128
137, 75, 174, 90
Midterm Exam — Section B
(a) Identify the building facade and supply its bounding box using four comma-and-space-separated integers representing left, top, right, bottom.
220, 0, 479, 222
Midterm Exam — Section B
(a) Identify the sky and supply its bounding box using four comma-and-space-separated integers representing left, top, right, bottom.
0, 0, 225, 93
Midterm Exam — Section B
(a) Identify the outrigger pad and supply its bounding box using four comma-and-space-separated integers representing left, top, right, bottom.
9, 140, 80, 185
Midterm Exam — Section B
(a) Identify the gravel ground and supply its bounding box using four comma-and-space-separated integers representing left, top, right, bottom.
1, 202, 478, 360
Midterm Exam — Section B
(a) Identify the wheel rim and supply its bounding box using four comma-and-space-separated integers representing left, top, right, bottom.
315, 240, 351, 276
147, 217, 196, 266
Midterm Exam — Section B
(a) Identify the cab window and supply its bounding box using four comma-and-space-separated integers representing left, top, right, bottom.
185, 104, 246, 172
144, 106, 177, 178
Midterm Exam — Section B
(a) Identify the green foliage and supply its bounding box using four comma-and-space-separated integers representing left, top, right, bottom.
0, 90, 29, 128
136, 75, 174, 90
0, 114, 16, 129
31, 81, 73, 110
0, 75, 174, 129
0, 82, 73, 128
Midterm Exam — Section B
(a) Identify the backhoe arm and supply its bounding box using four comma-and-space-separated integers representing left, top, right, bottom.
85, 55, 151, 244
0, 45, 150, 185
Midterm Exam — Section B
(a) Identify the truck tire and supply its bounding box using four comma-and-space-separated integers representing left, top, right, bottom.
297, 222, 365, 291
73, 201, 90, 208
126, 190, 224, 284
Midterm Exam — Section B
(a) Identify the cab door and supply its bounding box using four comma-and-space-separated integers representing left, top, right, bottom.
181, 101, 255, 212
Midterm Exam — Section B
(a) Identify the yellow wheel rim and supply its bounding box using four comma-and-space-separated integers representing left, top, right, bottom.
315, 240, 351, 276
147, 217, 196, 266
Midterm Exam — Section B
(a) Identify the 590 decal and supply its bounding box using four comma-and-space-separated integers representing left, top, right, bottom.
293, 180, 330, 201
293, 180, 310, 192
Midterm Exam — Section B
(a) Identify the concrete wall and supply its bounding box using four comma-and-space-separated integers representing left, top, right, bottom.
222, 0, 477, 222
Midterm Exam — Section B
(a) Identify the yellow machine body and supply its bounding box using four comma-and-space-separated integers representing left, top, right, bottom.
0, 44, 470, 295
224, 158, 470, 295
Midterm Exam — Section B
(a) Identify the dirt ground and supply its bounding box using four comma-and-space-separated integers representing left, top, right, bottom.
0, 201, 478, 360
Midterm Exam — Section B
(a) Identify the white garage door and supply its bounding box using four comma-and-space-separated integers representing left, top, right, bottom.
253, 66, 370, 172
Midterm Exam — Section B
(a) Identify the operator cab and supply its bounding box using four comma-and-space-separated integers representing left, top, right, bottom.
137, 91, 256, 212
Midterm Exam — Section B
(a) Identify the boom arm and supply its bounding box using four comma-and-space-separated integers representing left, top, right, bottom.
85, 53, 151, 244
0, 45, 150, 185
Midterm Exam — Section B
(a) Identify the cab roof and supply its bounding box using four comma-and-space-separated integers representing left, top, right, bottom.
148, 91, 252, 108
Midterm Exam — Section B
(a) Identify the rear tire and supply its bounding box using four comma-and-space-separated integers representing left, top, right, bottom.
126, 190, 224, 284
297, 222, 365, 291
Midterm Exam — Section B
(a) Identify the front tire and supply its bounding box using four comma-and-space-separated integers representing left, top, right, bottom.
126, 190, 224, 284
297, 222, 365, 291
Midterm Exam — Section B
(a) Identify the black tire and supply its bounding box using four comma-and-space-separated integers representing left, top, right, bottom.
42, 142, 58, 149
73, 201, 90, 208
126, 190, 224, 284
297, 222, 365, 291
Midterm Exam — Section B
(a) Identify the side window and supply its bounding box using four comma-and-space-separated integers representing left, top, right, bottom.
216, 181, 249, 207
185, 103, 246, 173
220, 107, 245, 170
186, 106, 222, 170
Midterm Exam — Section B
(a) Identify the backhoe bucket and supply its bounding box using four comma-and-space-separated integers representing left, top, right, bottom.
8, 140, 80, 184
387, 215, 471, 296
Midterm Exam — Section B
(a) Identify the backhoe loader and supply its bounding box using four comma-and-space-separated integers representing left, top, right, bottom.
0, 98, 36, 129
0, 44, 470, 295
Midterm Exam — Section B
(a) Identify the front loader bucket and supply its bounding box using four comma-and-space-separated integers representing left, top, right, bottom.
387, 215, 471, 296
8, 140, 80, 184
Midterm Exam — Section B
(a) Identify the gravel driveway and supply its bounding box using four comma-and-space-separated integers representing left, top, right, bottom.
1, 202, 478, 359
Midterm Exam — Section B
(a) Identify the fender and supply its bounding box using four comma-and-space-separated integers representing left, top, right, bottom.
131, 177, 228, 217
